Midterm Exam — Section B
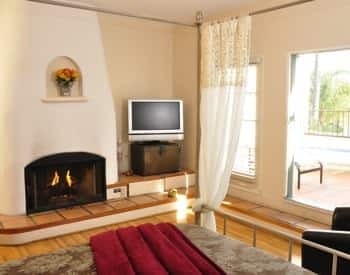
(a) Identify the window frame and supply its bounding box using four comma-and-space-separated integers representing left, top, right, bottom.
286, 47, 350, 200
231, 60, 261, 184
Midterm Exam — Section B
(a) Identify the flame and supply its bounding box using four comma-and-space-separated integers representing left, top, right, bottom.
66, 170, 73, 187
51, 171, 60, 186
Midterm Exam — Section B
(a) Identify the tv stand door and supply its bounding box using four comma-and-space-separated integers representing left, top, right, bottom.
130, 142, 181, 176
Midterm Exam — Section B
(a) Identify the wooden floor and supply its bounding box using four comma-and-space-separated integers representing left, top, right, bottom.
223, 196, 329, 232
0, 209, 304, 267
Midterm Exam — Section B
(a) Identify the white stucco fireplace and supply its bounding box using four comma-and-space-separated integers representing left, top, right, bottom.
0, 1, 118, 215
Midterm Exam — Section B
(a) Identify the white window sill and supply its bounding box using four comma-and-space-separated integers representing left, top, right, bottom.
231, 172, 256, 184
230, 174, 260, 194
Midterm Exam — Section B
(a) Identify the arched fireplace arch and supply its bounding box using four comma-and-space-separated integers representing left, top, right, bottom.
25, 152, 106, 214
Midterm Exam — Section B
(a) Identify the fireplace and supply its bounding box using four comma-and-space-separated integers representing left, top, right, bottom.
25, 152, 106, 214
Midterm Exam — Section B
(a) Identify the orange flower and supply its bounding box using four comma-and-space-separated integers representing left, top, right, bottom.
72, 71, 79, 79
63, 69, 71, 77
55, 68, 79, 81
55, 69, 63, 77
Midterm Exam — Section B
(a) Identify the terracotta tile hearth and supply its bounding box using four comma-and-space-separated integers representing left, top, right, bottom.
107, 199, 137, 210
128, 195, 158, 205
0, 187, 196, 233
31, 212, 64, 225
83, 202, 114, 215
0, 216, 35, 229
149, 192, 171, 201
57, 207, 91, 220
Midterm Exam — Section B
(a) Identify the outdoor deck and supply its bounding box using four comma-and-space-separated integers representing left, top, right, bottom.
293, 167, 350, 210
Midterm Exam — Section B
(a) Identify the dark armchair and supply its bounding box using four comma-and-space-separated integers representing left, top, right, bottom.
302, 207, 350, 275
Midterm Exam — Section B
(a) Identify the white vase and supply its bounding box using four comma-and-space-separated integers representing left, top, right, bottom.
59, 86, 72, 97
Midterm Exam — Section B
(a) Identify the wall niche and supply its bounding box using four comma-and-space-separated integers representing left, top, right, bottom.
43, 56, 86, 102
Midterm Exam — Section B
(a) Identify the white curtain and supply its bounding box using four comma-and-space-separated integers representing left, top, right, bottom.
196, 17, 251, 230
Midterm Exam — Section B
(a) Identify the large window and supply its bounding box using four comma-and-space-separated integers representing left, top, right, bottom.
287, 49, 350, 210
232, 64, 258, 178
291, 49, 350, 138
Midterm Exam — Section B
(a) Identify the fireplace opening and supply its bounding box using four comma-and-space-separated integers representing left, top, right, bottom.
25, 152, 106, 214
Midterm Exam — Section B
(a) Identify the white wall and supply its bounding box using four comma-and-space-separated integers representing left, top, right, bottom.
98, 14, 174, 173
0, 1, 118, 215
173, 26, 199, 171
225, 0, 350, 224
98, 13, 198, 172
0, 1, 198, 215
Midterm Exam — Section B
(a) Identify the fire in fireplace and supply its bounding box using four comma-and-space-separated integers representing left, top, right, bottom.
25, 152, 106, 214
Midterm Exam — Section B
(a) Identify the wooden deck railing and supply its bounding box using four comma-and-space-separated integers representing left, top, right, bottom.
307, 110, 350, 138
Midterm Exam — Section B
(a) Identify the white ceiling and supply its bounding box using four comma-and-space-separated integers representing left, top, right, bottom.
62, 0, 257, 24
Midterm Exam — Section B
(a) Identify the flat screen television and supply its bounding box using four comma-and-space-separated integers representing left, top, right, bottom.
128, 99, 184, 141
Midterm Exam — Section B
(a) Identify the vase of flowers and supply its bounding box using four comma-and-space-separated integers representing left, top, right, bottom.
55, 68, 79, 97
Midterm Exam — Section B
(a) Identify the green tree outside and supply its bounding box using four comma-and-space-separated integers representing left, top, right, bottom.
309, 70, 350, 135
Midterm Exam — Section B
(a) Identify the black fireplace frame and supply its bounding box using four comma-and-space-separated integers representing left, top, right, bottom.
25, 152, 106, 214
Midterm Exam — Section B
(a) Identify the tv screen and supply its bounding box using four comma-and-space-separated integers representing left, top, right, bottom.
131, 102, 180, 131
128, 100, 184, 141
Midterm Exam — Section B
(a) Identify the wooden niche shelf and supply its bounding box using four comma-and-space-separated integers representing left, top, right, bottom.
41, 96, 88, 103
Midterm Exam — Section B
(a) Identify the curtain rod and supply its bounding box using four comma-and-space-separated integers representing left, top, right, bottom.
27, 0, 315, 27
26, 0, 197, 28
249, 0, 315, 16
201, 0, 315, 25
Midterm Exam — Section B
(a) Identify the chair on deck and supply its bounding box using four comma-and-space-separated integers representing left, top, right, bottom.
294, 160, 323, 189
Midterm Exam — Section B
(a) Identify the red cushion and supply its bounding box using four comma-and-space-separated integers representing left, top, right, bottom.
90, 230, 135, 275
90, 223, 226, 275
157, 223, 225, 274
117, 226, 168, 275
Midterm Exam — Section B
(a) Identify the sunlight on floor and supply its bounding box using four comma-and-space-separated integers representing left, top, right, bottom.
176, 194, 188, 222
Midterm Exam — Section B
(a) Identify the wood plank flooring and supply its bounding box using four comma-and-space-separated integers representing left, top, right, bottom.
0, 209, 304, 267
223, 196, 329, 232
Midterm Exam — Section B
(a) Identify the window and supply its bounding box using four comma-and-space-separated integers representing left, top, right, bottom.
291, 49, 350, 138
287, 49, 350, 209
232, 64, 258, 179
